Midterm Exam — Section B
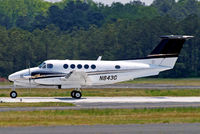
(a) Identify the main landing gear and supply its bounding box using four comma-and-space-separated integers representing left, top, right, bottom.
10, 85, 17, 98
71, 88, 82, 99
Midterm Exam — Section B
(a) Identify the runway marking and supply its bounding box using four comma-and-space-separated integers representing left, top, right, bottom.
1, 97, 200, 103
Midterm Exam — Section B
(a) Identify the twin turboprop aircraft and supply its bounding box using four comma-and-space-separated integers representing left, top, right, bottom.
8, 35, 193, 99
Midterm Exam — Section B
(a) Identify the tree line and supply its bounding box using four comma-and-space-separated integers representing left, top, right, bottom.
0, 0, 200, 78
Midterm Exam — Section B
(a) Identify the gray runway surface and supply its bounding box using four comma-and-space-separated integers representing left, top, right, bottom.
0, 124, 200, 134
1, 102, 200, 112
1, 97, 200, 112
1, 83, 200, 89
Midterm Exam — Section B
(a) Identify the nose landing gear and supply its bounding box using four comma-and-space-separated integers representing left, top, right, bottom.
71, 88, 82, 99
10, 91, 17, 98
10, 85, 17, 98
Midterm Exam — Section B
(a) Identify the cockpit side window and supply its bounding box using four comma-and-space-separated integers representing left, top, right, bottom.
42, 64, 46, 69
47, 64, 53, 69
38, 62, 46, 69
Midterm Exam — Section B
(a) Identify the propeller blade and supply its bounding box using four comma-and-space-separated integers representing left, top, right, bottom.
28, 63, 31, 92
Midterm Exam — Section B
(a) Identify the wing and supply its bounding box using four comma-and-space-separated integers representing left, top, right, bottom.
60, 70, 87, 85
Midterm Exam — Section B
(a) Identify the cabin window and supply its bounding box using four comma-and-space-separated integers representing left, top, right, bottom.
91, 64, 96, 69
84, 64, 89, 69
77, 64, 82, 69
63, 64, 68, 69
115, 65, 120, 69
70, 64, 75, 69
47, 64, 53, 69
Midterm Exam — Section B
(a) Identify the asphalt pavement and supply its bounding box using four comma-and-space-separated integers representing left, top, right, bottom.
0, 124, 200, 134
1, 97, 200, 112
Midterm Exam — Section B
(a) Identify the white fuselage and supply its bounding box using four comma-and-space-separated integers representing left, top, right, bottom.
8, 58, 173, 88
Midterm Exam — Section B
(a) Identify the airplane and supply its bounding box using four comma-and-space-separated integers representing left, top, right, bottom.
8, 35, 193, 99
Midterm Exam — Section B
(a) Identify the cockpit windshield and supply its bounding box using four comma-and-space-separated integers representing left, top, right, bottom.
38, 62, 46, 68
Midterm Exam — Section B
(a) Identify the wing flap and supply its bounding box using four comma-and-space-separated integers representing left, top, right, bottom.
60, 71, 87, 85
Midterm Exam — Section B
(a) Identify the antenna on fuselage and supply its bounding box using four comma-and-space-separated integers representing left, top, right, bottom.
97, 56, 102, 61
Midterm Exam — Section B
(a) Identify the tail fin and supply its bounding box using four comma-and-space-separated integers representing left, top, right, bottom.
146, 35, 193, 68
148, 35, 193, 59
125, 35, 193, 78
129, 35, 193, 68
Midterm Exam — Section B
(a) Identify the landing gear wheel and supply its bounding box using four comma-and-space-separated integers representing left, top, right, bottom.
74, 91, 82, 99
71, 90, 82, 99
71, 91, 76, 98
10, 91, 17, 98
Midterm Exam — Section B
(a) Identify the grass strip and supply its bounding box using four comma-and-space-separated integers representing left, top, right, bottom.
0, 102, 75, 107
1, 88, 200, 97
0, 107, 200, 126
0, 82, 11, 85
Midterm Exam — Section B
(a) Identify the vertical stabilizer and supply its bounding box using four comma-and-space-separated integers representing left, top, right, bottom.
148, 35, 193, 58
147, 35, 193, 68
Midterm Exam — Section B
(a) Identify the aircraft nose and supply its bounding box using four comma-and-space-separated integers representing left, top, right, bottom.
8, 72, 21, 82
8, 74, 15, 82
8, 69, 31, 82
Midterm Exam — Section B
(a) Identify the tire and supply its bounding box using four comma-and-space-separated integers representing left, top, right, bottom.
71, 91, 76, 98
10, 91, 17, 98
74, 91, 82, 99
58, 85, 61, 89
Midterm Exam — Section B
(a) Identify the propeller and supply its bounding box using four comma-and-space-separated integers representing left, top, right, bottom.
28, 63, 32, 92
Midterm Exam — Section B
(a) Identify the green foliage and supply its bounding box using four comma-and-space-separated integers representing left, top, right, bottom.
0, 0, 200, 78
153, 0, 200, 19
47, 0, 104, 31
101, 2, 159, 22
0, 0, 51, 27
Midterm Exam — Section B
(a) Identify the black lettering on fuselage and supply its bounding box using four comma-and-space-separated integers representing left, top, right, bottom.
99, 75, 117, 81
